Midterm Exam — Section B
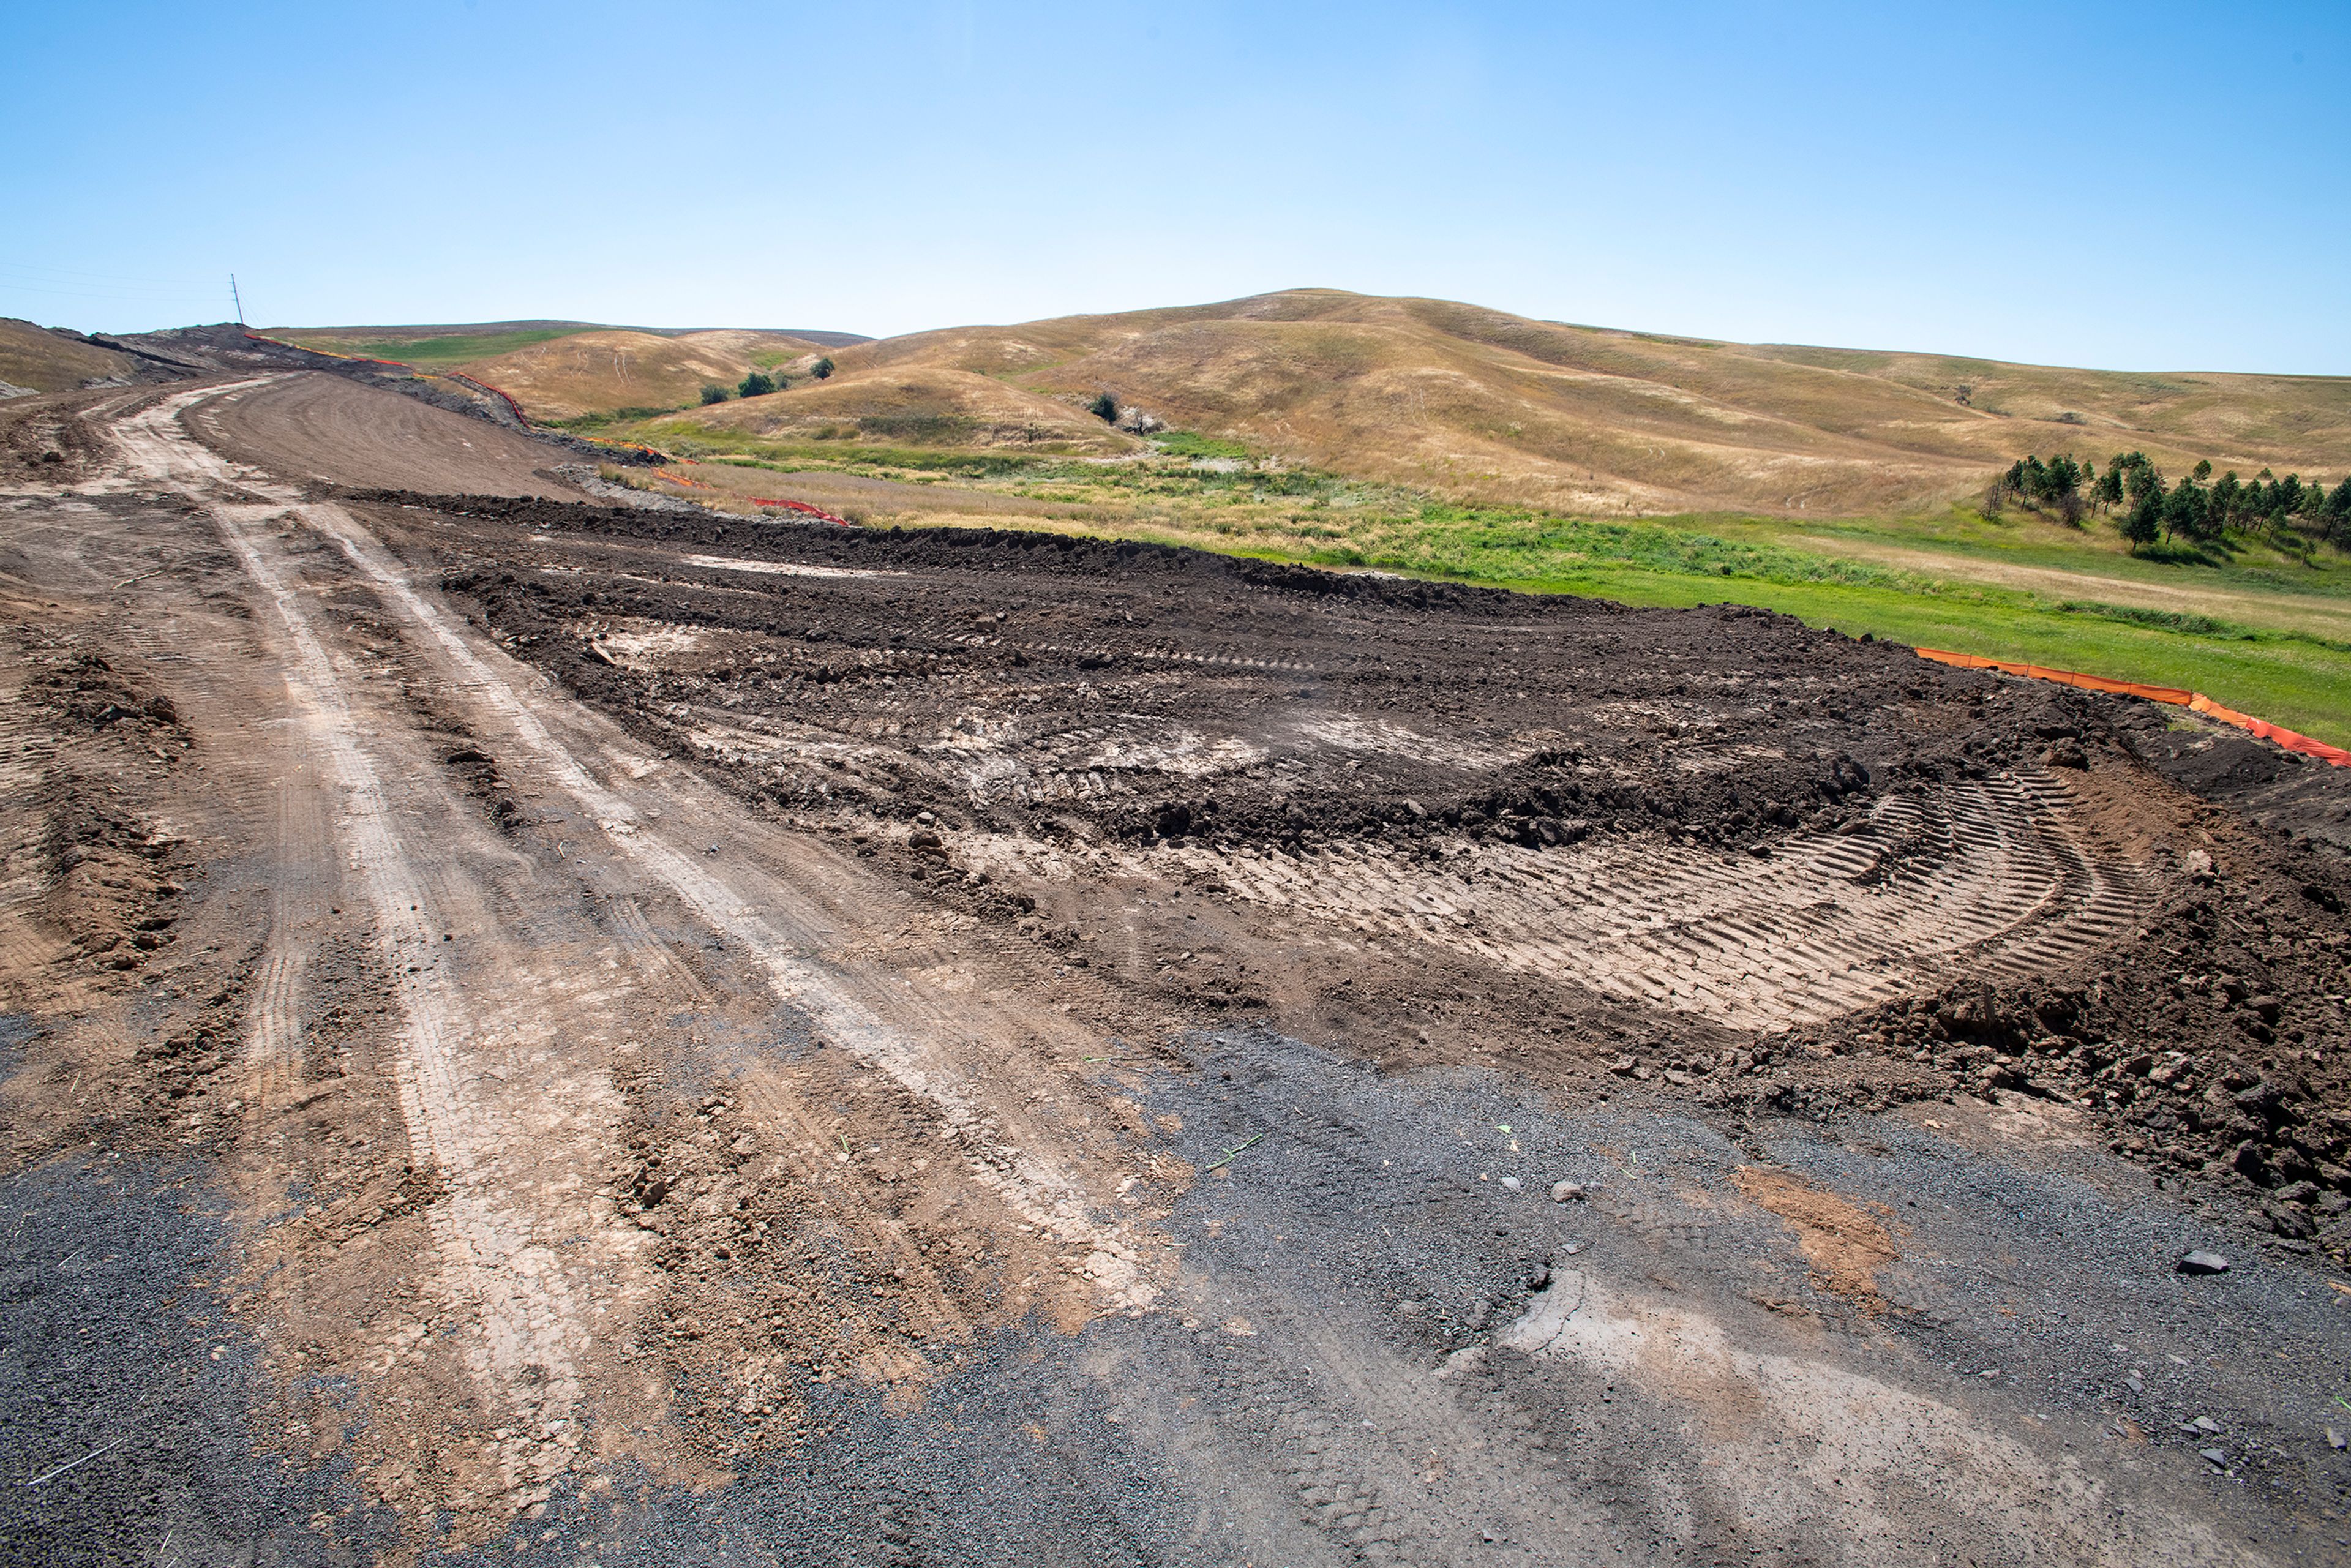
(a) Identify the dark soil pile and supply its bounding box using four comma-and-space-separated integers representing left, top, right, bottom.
1814, 833, 2351, 1262
390, 491, 2114, 851
370, 492, 2351, 1259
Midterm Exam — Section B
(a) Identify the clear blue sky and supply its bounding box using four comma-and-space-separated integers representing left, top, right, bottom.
6, 1, 2346, 373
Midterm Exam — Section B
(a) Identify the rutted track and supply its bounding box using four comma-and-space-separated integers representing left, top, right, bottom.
112, 382, 646, 1493
961, 770, 2148, 1031
84, 376, 1177, 1528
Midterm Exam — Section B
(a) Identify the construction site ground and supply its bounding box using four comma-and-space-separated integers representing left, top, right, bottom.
2, 369, 2349, 1567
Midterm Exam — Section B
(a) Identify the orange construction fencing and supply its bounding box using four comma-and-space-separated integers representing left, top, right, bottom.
749, 497, 852, 525
444, 372, 527, 423
1915, 647, 2348, 768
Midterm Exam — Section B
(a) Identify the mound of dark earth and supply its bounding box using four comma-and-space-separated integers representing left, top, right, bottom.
360, 489, 2351, 1268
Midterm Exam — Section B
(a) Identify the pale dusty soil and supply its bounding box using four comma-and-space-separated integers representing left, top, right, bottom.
0, 373, 2346, 1566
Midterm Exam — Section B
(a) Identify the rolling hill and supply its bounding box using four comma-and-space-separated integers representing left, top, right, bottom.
808, 290, 2350, 516
257, 295, 2351, 516
274, 321, 874, 420
446, 329, 830, 421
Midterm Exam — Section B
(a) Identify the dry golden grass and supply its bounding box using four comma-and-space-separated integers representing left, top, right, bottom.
677, 365, 1141, 456
620, 458, 1088, 526
458, 329, 827, 420
0, 318, 138, 393
816, 290, 2351, 516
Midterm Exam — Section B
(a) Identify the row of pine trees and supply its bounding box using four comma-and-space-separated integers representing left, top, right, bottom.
1991, 452, 2351, 553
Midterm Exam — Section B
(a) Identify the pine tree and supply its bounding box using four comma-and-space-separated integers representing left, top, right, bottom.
2323, 477, 2351, 546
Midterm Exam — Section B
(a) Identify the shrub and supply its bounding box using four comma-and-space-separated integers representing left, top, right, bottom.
700, 384, 729, 405
738, 370, 776, 399
811, 357, 834, 381
1089, 391, 1119, 422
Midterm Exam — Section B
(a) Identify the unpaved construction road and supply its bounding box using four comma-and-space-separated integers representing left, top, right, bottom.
3, 372, 2349, 1567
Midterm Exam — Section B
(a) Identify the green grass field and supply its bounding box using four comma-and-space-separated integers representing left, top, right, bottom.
605, 421, 2351, 748
314, 329, 581, 368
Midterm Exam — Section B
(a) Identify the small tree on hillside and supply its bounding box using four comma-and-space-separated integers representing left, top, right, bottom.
1089, 391, 1119, 422
811, 357, 834, 381
700, 384, 730, 405
739, 370, 777, 399
2322, 477, 2351, 547
2090, 463, 2121, 512
2161, 475, 2212, 542
2120, 492, 2162, 552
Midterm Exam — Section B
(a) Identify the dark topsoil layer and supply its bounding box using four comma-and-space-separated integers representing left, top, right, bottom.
374, 491, 2351, 1266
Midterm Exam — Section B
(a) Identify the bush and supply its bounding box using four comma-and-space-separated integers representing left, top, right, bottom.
700, 384, 729, 405
738, 370, 776, 399
811, 357, 834, 381
1089, 391, 1119, 422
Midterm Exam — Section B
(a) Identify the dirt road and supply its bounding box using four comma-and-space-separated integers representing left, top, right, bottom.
2, 373, 2347, 1566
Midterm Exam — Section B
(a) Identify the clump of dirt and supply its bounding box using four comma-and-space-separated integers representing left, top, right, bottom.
24, 653, 194, 974
0, 632, 262, 1171
2112, 702, 2351, 853
1812, 825, 2351, 1261
1733, 1166, 1900, 1302
0, 393, 113, 478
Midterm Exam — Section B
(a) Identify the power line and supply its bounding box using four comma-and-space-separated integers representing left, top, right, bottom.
0, 280, 228, 302
231, 274, 244, 325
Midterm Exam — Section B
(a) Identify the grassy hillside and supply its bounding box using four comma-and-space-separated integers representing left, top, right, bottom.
274, 323, 869, 418
0, 318, 140, 392
307, 328, 586, 367
452, 329, 827, 420
817, 290, 2350, 518
667, 365, 1141, 456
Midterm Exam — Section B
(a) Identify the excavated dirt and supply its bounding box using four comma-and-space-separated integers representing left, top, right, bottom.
3, 372, 2349, 1567
369, 484, 2351, 1240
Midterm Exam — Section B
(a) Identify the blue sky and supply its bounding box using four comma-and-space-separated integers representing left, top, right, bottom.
5, 2, 2345, 373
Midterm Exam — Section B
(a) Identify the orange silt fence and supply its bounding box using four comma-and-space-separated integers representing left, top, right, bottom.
1915, 647, 2348, 768
750, 497, 852, 525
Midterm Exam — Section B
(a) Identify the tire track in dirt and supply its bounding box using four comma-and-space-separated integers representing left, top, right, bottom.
239, 756, 332, 1114
1493, 1266, 2262, 1566
109, 385, 647, 1502
959, 771, 2149, 1032
124, 378, 1165, 1387
283, 474, 1164, 1312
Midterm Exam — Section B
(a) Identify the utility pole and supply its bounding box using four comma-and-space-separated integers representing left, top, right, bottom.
230, 274, 245, 325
